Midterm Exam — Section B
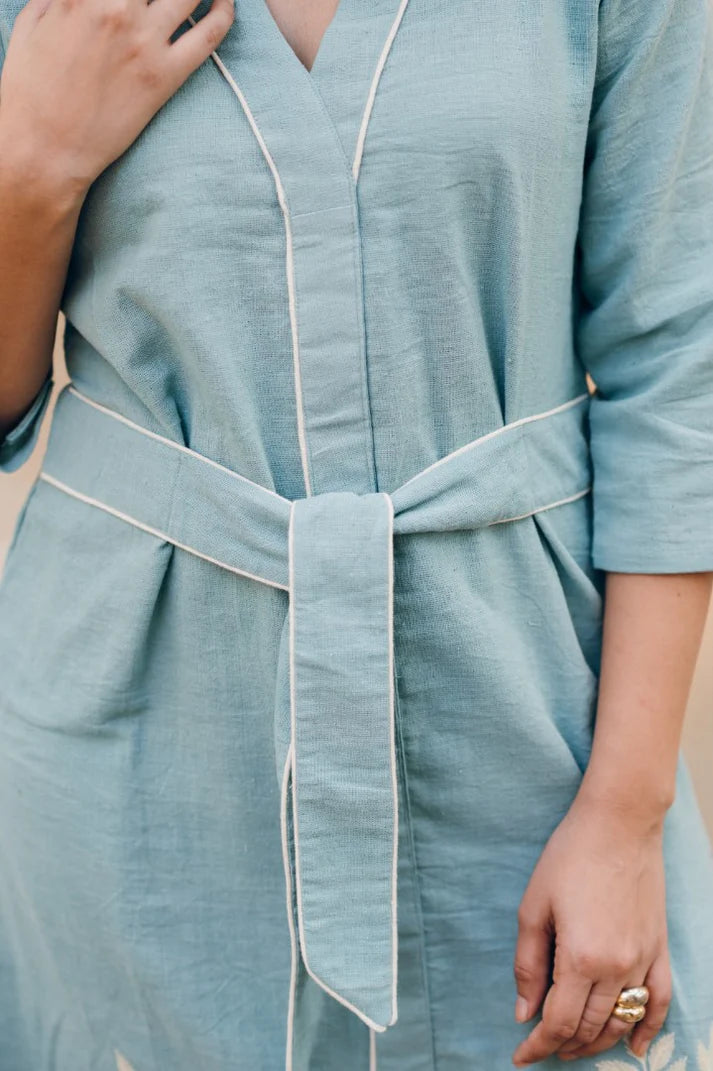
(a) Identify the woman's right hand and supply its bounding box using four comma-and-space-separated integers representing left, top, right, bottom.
0, 0, 234, 193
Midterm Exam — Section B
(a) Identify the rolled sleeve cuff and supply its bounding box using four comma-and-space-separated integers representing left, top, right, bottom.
590, 400, 713, 574
0, 373, 54, 474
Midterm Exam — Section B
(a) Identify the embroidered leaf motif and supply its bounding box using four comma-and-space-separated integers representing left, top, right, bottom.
699, 1035, 713, 1071
115, 1052, 137, 1071
623, 1037, 639, 1059
668, 1058, 688, 1071
595, 1061, 635, 1071
698, 1024, 713, 1071
650, 1034, 676, 1071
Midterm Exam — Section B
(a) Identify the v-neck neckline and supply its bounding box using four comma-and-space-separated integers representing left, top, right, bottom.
258, 0, 347, 81
199, 0, 411, 194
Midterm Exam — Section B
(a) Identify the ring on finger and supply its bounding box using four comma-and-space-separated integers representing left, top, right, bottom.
610, 985, 650, 1025
616, 986, 650, 1008
611, 1003, 646, 1024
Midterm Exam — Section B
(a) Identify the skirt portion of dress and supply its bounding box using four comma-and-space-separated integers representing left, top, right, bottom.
0, 467, 712, 1070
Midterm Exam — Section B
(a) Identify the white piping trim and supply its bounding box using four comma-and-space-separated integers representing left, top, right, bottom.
66, 386, 289, 504
287, 502, 390, 1034
280, 745, 298, 1071
38, 472, 288, 592
396, 392, 590, 493
384, 491, 398, 1028
369, 1027, 378, 1071
352, 0, 411, 182
486, 485, 592, 527
187, 16, 312, 497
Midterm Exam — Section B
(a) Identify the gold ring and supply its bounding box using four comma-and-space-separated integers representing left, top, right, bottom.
611, 1003, 647, 1024
617, 986, 650, 1009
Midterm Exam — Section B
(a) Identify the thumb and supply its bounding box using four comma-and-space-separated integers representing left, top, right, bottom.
513, 892, 553, 1023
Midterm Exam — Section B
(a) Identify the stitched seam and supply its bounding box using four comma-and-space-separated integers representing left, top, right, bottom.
348, 192, 379, 492
280, 745, 298, 1071
350, 0, 412, 493
194, 25, 313, 496
385, 493, 398, 1027
391, 669, 438, 1071
291, 203, 352, 220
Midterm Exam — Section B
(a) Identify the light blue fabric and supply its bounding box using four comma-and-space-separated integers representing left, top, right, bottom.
0, 368, 53, 473
1, 1, 713, 1069
31, 381, 592, 1043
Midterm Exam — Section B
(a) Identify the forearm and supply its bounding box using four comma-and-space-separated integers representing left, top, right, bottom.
575, 570, 713, 830
0, 121, 88, 438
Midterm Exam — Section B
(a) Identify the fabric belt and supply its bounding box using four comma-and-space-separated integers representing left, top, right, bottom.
38, 382, 592, 1033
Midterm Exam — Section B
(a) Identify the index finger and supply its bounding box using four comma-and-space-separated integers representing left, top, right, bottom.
512, 975, 592, 1067
166, 0, 235, 76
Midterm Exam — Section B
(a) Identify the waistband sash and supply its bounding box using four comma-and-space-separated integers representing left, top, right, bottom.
38, 383, 592, 1033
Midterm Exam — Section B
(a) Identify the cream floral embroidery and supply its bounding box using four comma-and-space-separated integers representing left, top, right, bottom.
596, 1022, 713, 1071
114, 1050, 137, 1071
698, 1023, 713, 1071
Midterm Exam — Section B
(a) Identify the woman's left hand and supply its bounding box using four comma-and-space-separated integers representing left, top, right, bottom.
511, 789, 672, 1066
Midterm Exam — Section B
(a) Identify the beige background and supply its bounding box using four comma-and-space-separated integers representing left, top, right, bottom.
1, 317, 712, 839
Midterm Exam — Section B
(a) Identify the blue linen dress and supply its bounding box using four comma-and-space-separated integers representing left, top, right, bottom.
1, 0, 713, 1068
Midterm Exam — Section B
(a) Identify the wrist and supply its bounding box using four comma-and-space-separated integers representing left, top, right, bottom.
572, 772, 672, 837
0, 120, 91, 213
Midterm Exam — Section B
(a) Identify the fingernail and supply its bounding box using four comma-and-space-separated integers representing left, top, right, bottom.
515, 996, 530, 1022
632, 1039, 650, 1058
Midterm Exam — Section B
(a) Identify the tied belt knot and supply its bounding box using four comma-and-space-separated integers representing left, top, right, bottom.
38, 383, 593, 1033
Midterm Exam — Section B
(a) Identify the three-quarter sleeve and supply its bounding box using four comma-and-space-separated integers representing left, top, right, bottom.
0, 370, 54, 474
575, 0, 713, 573
0, 34, 55, 475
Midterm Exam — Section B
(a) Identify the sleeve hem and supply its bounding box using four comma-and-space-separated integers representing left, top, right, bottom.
592, 541, 713, 574
0, 373, 54, 474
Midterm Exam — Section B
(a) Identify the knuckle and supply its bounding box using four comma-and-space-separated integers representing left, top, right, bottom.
97, 0, 132, 32
204, 23, 226, 52
547, 1020, 579, 1043
610, 953, 639, 976
568, 948, 602, 977
136, 63, 163, 91
204, 10, 233, 51
575, 1014, 602, 1045
120, 34, 146, 65
575, 1024, 600, 1046
513, 961, 539, 987
574, 944, 638, 978
516, 904, 537, 930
